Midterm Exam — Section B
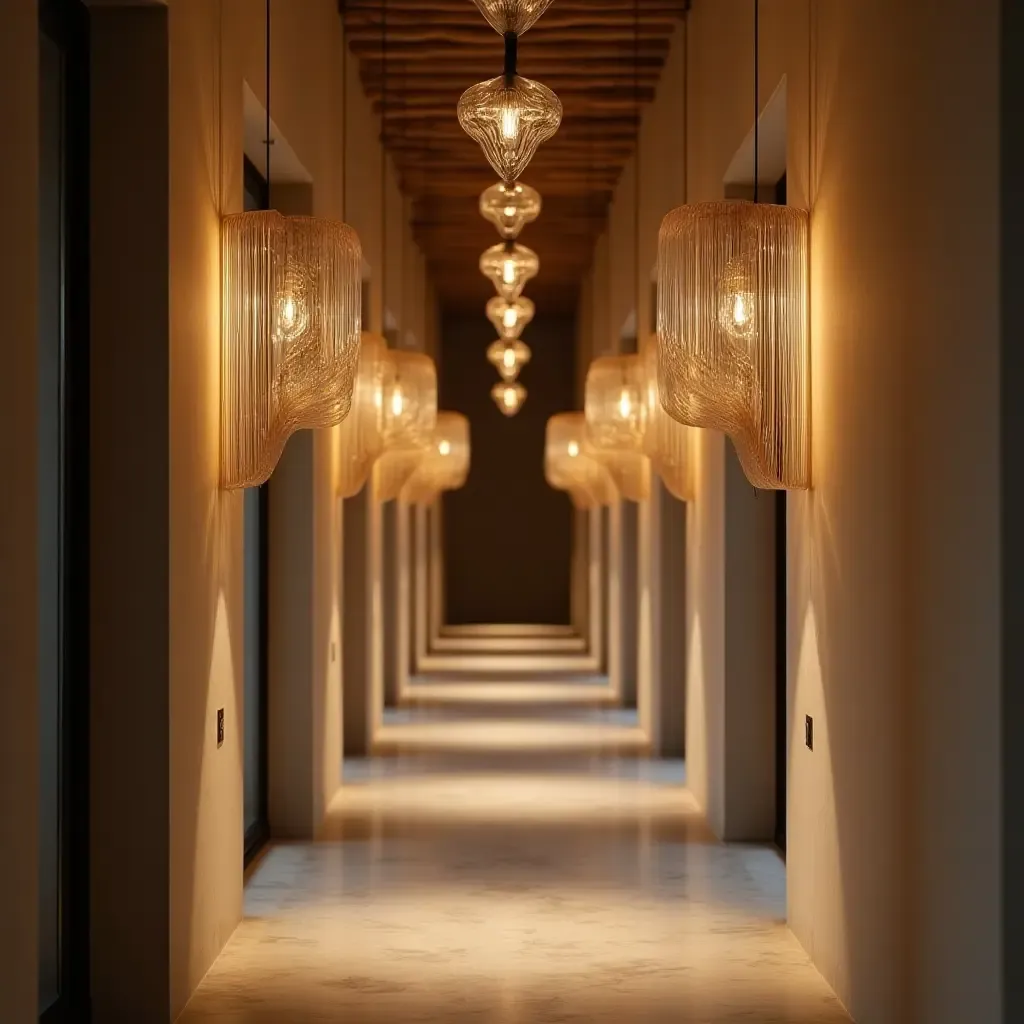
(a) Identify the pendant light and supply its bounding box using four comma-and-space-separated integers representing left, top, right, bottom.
480, 241, 539, 301
221, 0, 362, 490
458, 11, 561, 183
656, 0, 809, 490
400, 412, 471, 506
479, 181, 542, 239
487, 295, 535, 340
544, 413, 618, 508
491, 380, 527, 417
640, 337, 693, 502
472, 0, 554, 36
487, 338, 531, 382
337, 331, 390, 498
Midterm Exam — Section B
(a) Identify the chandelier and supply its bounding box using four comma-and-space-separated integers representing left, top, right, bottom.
480, 242, 539, 301
479, 181, 542, 239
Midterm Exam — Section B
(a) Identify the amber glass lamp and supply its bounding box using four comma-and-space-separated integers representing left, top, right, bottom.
544, 413, 619, 508
221, 212, 362, 489
479, 182, 542, 240
657, 200, 809, 489
487, 296, 535, 340
487, 339, 531, 382
375, 351, 439, 501
492, 380, 527, 416
480, 242, 539, 301
337, 331, 389, 498
401, 412, 471, 506
640, 336, 692, 501
472, 0, 554, 35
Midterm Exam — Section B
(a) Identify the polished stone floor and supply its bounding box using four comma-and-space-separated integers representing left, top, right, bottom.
181, 749, 850, 1023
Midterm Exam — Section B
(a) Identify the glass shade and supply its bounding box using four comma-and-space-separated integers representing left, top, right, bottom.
491, 380, 526, 416
487, 295, 535, 340
221, 210, 362, 489
544, 412, 618, 508
380, 350, 438, 452
458, 74, 562, 184
640, 336, 692, 501
479, 181, 542, 239
337, 331, 389, 498
657, 200, 810, 489
487, 339, 531, 382
472, 0, 554, 35
401, 412, 471, 505
480, 242, 539, 301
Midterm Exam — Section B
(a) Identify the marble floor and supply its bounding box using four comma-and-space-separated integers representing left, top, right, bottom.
180, 748, 850, 1023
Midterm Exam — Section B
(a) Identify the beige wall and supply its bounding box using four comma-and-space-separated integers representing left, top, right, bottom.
0, 1, 39, 1020
598, 0, 1001, 1019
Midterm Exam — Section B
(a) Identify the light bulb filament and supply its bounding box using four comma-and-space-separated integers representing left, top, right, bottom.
390, 386, 405, 418
502, 260, 517, 285
503, 348, 516, 370
567, 441, 580, 457
618, 389, 633, 420
438, 439, 451, 456
502, 308, 518, 329
501, 107, 519, 140
732, 294, 748, 326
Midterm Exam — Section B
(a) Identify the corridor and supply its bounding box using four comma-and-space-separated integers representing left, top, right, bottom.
180, 705, 849, 1024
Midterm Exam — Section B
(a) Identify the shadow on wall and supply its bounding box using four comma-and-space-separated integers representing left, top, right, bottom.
440, 312, 577, 626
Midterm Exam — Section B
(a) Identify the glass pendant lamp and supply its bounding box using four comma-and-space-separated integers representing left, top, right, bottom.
544, 413, 619, 507
401, 412, 471, 505
487, 339, 531, 382
472, 0, 554, 35
479, 182, 542, 239
491, 380, 527, 416
337, 331, 389, 498
480, 242, 539, 300
487, 295, 535, 340
640, 336, 692, 501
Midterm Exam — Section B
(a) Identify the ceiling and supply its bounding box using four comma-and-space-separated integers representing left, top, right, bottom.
341, 0, 687, 314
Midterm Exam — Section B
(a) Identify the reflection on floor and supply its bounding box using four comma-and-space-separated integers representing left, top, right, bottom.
181, 723, 850, 1023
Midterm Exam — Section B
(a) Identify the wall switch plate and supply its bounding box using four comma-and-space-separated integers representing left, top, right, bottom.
217, 708, 225, 748
805, 714, 814, 751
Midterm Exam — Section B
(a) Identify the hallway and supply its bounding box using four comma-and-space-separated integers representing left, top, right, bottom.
181, 710, 849, 1024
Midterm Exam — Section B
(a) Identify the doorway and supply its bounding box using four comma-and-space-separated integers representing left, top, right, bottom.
38, 0, 90, 1018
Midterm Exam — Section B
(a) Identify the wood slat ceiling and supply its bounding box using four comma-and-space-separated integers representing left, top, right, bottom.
342, 0, 687, 314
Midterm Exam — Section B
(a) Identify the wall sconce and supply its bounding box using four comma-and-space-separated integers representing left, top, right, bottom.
640, 336, 693, 502
492, 380, 527, 416
401, 412, 471, 505
544, 412, 618, 508
221, 212, 362, 489
337, 331, 389, 498
375, 351, 438, 501
657, 200, 809, 490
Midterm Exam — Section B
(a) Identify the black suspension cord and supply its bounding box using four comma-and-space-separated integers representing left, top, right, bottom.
265, 0, 272, 205
633, 0, 640, 347
380, 0, 387, 333
341, 2, 347, 221
753, 0, 759, 202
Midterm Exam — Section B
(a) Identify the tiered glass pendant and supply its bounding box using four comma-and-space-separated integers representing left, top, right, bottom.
472, 0, 554, 35
544, 413, 618, 508
480, 242, 539, 300
487, 296, 535, 340
221, 211, 362, 488
479, 182, 542, 239
337, 331, 389, 498
401, 412, 471, 505
459, 76, 562, 184
657, 200, 809, 489
487, 338, 531, 382
491, 380, 527, 417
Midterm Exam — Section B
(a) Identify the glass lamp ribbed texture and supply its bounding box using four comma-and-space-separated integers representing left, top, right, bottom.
480, 242, 539, 301
544, 413, 618, 508
479, 182, 542, 239
221, 210, 362, 489
657, 200, 810, 489
472, 0, 554, 35
401, 412, 471, 505
487, 339, 531, 382
491, 380, 527, 416
487, 296, 535, 340
458, 75, 562, 184
640, 336, 692, 501
375, 351, 438, 502
337, 331, 388, 498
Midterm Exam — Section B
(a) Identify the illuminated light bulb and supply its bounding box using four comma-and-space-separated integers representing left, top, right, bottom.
401, 412, 471, 506
487, 339, 531, 382
487, 296, 535, 341
716, 255, 758, 341
480, 242, 539, 301
544, 412, 619, 508
438, 439, 452, 456
567, 440, 580, 457
618, 389, 633, 420
479, 182, 542, 240
458, 75, 562, 183
390, 384, 406, 418
491, 380, 526, 416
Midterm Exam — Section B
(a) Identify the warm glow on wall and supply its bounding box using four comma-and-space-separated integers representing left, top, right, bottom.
401, 412, 471, 505
221, 211, 362, 489
657, 200, 810, 489
337, 331, 390, 498
480, 242, 539, 301
544, 412, 618, 508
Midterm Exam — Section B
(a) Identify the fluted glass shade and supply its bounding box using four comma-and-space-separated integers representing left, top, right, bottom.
657, 200, 810, 489
492, 380, 526, 416
380, 351, 438, 451
480, 242, 539, 301
401, 412, 471, 506
458, 75, 562, 184
221, 210, 362, 489
487, 295, 535, 340
487, 339, 531, 382
336, 331, 389, 498
479, 182, 542, 239
585, 355, 647, 451
544, 413, 618, 508
640, 336, 692, 501
472, 0, 554, 34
